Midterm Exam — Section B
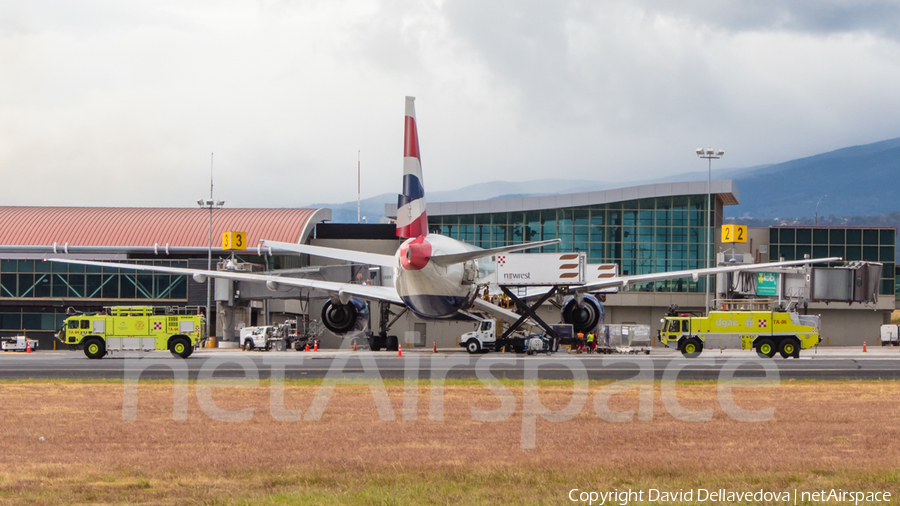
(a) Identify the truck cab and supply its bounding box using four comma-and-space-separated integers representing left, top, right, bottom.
459, 319, 498, 354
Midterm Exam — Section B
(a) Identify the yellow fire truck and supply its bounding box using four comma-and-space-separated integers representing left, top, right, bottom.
659, 307, 820, 358
58, 306, 205, 359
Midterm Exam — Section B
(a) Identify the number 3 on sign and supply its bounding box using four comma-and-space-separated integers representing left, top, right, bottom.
222, 232, 248, 250
721, 224, 747, 244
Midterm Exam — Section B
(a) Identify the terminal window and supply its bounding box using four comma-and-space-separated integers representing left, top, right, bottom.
0, 260, 189, 301
427, 195, 714, 293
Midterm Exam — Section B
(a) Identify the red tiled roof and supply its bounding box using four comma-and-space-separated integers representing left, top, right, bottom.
0, 207, 327, 247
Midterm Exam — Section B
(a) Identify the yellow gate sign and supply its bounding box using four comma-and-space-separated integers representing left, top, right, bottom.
721, 224, 747, 244
222, 231, 247, 250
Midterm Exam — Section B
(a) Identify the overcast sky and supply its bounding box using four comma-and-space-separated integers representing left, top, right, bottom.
3, 0, 900, 208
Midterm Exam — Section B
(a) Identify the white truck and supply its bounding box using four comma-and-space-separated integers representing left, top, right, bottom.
881, 324, 899, 346
1, 335, 38, 352
458, 319, 565, 354
240, 326, 289, 352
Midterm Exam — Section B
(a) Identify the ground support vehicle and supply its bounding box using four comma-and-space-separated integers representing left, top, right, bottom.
241, 325, 290, 352
458, 319, 567, 354
58, 306, 204, 359
881, 325, 899, 346
1, 335, 38, 352
658, 308, 820, 358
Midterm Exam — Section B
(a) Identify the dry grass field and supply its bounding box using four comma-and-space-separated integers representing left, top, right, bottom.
1, 379, 899, 504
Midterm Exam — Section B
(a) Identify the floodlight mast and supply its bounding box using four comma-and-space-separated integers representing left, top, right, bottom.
696, 147, 724, 312
197, 152, 225, 343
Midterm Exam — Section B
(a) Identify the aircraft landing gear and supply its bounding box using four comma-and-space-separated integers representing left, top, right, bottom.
367, 303, 405, 351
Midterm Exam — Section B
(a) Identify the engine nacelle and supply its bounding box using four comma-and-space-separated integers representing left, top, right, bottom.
321, 297, 369, 336
560, 294, 605, 334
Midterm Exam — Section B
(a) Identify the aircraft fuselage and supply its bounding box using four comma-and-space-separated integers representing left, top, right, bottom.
394, 234, 482, 319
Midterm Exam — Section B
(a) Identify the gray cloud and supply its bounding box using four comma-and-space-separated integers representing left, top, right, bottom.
1, 0, 899, 208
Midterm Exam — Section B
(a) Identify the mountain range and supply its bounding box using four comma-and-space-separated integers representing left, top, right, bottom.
308, 137, 900, 223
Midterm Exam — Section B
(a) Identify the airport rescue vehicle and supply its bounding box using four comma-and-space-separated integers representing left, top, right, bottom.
658, 307, 820, 358
58, 306, 205, 359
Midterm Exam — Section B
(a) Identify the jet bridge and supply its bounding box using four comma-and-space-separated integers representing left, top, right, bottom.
717, 254, 883, 305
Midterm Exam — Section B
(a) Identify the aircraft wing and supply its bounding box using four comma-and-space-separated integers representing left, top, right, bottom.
429, 239, 562, 267
46, 258, 404, 305
262, 240, 397, 268
572, 257, 843, 293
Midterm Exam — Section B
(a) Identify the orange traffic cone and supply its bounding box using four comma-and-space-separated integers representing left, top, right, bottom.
314, 340, 318, 352
863, 341, 867, 352
432, 341, 437, 353
397, 342, 403, 357
26, 341, 32, 354
304, 343, 309, 352
353, 340, 357, 352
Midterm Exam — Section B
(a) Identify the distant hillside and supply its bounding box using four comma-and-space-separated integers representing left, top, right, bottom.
308, 137, 900, 223
726, 138, 900, 219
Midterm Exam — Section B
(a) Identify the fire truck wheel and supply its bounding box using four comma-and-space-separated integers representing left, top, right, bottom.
779, 338, 800, 359
170, 337, 192, 359
83, 338, 106, 360
756, 338, 777, 358
680, 338, 703, 358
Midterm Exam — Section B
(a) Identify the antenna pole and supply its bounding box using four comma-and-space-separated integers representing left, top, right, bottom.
357, 150, 361, 224
207, 152, 213, 344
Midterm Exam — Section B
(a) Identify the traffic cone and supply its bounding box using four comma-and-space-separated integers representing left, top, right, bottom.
26, 341, 32, 354
304, 343, 309, 352
353, 340, 357, 352
397, 342, 403, 357
314, 340, 318, 352
432, 341, 437, 353
863, 341, 867, 352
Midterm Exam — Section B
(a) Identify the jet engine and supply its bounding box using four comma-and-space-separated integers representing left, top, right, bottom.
560, 294, 605, 334
321, 298, 369, 336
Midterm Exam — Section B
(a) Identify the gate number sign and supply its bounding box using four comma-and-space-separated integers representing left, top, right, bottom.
222, 231, 247, 250
721, 224, 747, 244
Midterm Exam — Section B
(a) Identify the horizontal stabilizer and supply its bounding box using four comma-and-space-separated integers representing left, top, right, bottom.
429, 239, 561, 267
262, 240, 396, 267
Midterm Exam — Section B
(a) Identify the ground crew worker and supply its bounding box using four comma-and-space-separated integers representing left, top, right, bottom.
576, 332, 585, 353
586, 332, 595, 354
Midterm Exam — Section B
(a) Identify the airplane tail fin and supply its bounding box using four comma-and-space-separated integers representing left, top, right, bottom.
396, 96, 428, 239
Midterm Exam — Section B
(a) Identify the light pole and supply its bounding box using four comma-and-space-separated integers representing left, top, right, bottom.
696, 147, 724, 312
198, 152, 225, 343
815, 195, 827, 227
197, 199, 225, 341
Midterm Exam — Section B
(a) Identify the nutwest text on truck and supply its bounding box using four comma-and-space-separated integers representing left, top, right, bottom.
58, 306, 205, 359
658, 307, 821, 358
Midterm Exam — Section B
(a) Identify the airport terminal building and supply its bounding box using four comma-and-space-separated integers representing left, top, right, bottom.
1, 180, 896, 348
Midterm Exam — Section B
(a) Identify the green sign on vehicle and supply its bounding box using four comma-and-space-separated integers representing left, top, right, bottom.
757, 272, 778, 296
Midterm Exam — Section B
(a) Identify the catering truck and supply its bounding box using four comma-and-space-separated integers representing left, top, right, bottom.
458, 319, 571, 354
58, 306, 205, 359
658, 307, 820, 358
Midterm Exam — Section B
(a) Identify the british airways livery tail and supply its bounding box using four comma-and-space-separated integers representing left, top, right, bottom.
396, 96, 427, 239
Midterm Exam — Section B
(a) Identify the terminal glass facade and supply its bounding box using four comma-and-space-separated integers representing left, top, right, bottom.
428, 195, 714, 292
768, 227, 895, 296
0, 260, 189, 301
